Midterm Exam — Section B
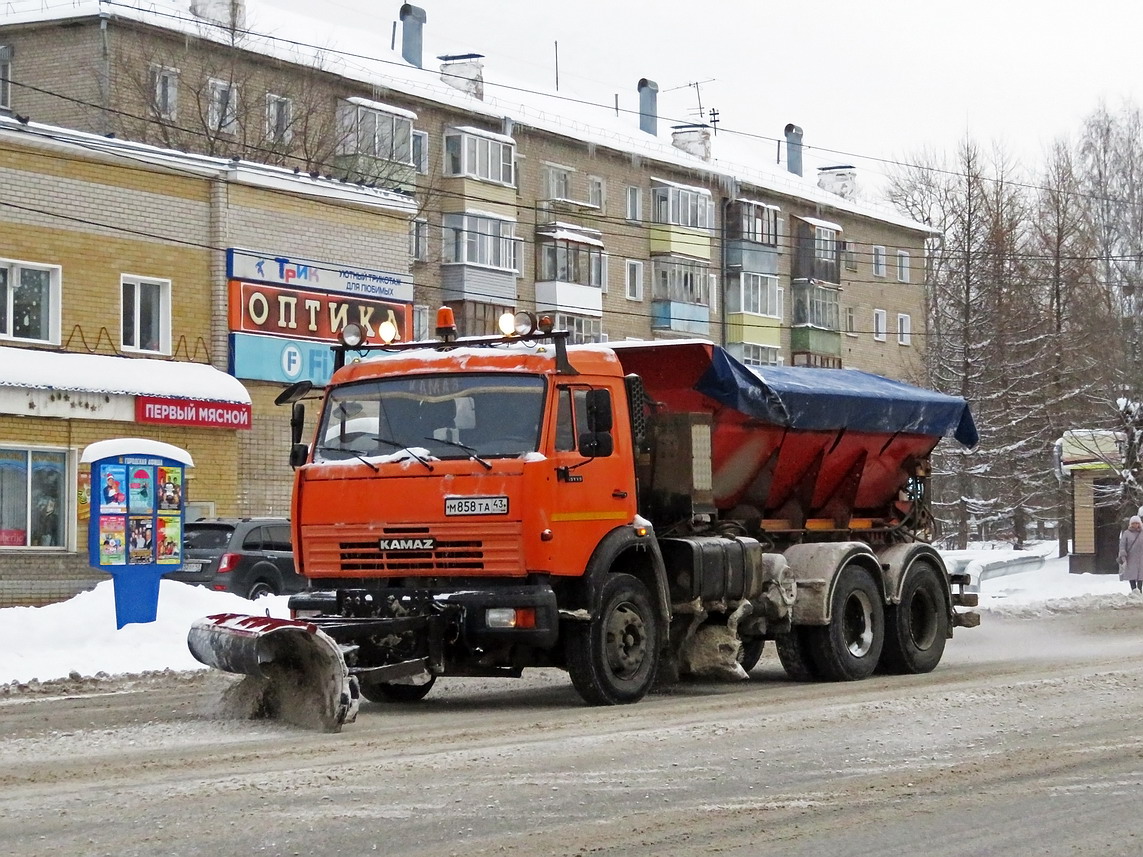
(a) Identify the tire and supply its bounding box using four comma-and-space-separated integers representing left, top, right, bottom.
775, 627, 820, 681
806, 563, 885, 681
246, 580, 278, 600
359, 675, 436, 703
565, 573, 660, 705
878, 562, 949, 675
737, 638, 765, 673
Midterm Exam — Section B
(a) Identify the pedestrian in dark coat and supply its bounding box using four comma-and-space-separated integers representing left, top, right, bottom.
1118, 515, 1143, 592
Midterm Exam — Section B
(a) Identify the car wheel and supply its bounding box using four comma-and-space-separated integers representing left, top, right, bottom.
247, 580, 278, 600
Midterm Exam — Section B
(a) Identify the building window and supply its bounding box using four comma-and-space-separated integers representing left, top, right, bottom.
554, 313, 602, 344
738, 201, 779, 245
741, 343, 782, 367
844, 306, 857, 336
897, 250, 911, 283
0, 446, 67, 548
625, 186, 642, 222
872, 245, 887, 277
897, 313, 912, 345
412, 130, 429, 174
791, 280, 840, 330
727, 272, 781, 318
843, 240, 858, 271
410, 219, 429, 262
442, 213, 518, 271
208, 78, 238, 135
337, 100, 415, 164
265, 93, 292, 144
651, 183, 714, 229
413, 304, 431, 340
443, 128, 514, 184
652, 258, 709, 306
814, 227, 838, 262
625, 260, 644, 301
121, 276, 171, 354
543, 164, 572, 201
538, 241, 605, 288
0, 259, 60, 344
0, 46, 10, 110
873, 308, 887, 341
588, 176, 605, 211
149, 65, 178, 121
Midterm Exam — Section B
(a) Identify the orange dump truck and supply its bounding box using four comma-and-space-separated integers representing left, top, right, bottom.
189, 321, 979, 730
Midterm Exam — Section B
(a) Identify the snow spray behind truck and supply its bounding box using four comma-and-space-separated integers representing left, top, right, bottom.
189, 312, 979, 730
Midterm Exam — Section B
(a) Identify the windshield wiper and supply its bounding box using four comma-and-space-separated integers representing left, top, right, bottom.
373, 437, 435, 472
425, 436, 492, 470
316, 445, 379, 473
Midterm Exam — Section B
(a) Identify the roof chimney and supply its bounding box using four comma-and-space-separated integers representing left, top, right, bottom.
440, 53, 484, 100
399, 4, 427, 69
818, 165, 857, 200
190, 0, 245, 28
638, 78, 658, 136
784, 123, 803, 177
671, 124, 711, 161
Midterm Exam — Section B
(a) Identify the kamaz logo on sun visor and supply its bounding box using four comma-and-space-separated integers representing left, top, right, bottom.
378, 537, 436, 551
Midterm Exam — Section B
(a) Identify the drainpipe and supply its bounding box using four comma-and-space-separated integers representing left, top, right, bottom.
99, 13, 111, 135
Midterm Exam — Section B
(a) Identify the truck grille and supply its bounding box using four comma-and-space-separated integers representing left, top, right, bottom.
302, 521, 524, 576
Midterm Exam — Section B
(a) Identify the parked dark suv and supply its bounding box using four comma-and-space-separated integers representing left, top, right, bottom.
164, 518, 306, 600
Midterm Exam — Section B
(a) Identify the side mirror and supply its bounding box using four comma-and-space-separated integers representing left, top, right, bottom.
289, 443, 309, 469
586, 389, 612, 433
578, 432, 614, 458
290, 402, 305, 445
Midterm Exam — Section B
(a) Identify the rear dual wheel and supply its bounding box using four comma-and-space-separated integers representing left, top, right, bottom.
359, 675, 436, 703
878, 562, 948, 674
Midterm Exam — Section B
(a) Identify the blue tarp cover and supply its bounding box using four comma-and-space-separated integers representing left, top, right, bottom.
695, 347, 979, 447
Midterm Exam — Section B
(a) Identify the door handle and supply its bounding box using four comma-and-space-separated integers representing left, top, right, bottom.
612, 490, 628, 499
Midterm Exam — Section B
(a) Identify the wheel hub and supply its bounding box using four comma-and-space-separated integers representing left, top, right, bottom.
605, 602, 646, 678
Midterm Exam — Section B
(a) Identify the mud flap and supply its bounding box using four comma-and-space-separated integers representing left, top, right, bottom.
188, 613, 359, 732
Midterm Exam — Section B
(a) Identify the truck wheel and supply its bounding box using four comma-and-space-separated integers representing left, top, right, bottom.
879, 563, 948, 674
738, 638, 765, 673
807, 563, 884, 681
359, 675, 436, 703
565, 573, 659, 705
775, 627, 820, 681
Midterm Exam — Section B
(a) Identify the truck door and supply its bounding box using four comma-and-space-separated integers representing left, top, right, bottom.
545, 384, 635, 575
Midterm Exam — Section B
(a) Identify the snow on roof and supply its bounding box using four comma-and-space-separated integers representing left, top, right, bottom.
795, 215, 844, 232
448, 125, 517, 144
535, 228, 605, 247
80, 438, 196, 466
0, 345, 252, 404
0, 0, 932, 235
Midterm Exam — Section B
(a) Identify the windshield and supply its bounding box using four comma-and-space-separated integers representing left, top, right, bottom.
315, 372, 546, 463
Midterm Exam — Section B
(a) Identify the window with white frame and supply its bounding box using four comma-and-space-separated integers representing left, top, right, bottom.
413, 304, 431, 340
538, 241, 605, 287
791, 280, 840, 330
443, 128, 514, 184
543, 164, 572, 201
208, 78, 238, 135
412, 130, 429, 174
410, 219, 429, 262
554, 313, 602, 344
741, 343, 782, 367
897, 250, 911, 283
651, 183, 715, 229
588, 176, 605, 211
625, 186, 642, 222
844, 306, 857, 336
873, 308, 887, 341
843, 240, 858, 271
121, 276, 170, 353
265, 93, 292, 144
0, 46, 10, 111
814, 226, 838, 262
149, 64, 178, 120
652, 258, 709, 306
625, 260, 644, 301
0, 259, 60, 344
337, 100, 414, 164
872, 245, 887, 277
739, 201, 779, 245
897, 313, 912, 345
727, 272, 782, 318
441, 214, 518, 271
0, 446, 68, 548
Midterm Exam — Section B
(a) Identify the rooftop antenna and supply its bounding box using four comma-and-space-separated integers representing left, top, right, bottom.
554, 41, 559, 91
663, 78, 715, 121
708, 107, 720, 135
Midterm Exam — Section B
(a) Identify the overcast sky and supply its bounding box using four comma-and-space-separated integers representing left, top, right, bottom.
257, 0, 1143, 193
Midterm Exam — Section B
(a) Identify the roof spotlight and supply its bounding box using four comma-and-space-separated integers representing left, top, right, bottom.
500, 311, 537, 337
339, 322, 365, 348
378, 319, 399, 344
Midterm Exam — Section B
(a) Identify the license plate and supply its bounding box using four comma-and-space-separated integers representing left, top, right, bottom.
445, 495, 509, 516
180, 560, 204, 573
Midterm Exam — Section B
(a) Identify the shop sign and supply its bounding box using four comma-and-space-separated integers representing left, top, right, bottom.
229, 333, 338, 385
228, 280, 409, 345
227, 248, 413, 303
136, 396, 252, 430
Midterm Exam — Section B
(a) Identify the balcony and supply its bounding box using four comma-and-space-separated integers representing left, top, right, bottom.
649, 224, 711, 261
651, 300, 709, 336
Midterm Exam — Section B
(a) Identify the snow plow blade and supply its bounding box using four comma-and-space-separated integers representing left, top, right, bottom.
187, 613, 358, 732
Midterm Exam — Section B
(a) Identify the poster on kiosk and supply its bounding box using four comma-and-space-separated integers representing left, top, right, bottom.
80, 439, 194, 629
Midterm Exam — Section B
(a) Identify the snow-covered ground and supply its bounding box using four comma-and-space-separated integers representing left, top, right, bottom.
0, 543, 1135, 685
